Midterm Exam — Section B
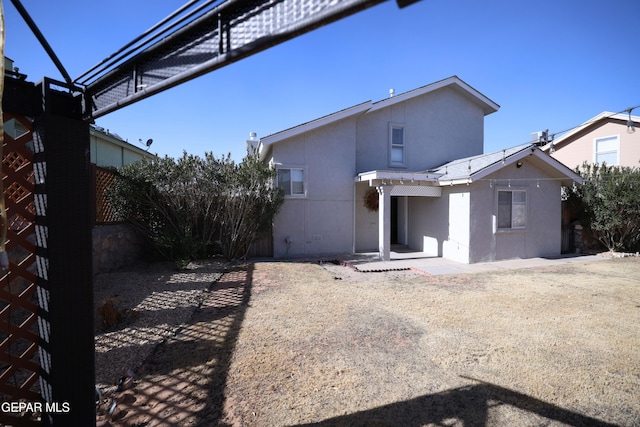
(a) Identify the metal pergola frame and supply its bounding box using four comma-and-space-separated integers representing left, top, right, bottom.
79, 0, 419, 120
3, 0, 420, 424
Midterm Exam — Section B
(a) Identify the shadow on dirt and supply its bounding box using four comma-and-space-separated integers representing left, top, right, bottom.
100, 263, 253, 426
293, 376, 618, 427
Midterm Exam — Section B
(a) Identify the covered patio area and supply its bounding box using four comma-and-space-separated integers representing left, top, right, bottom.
354, 171, 443, 261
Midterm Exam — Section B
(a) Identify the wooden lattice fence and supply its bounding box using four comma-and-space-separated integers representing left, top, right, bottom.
93, 165, 122, 224
0, 112, 41, 426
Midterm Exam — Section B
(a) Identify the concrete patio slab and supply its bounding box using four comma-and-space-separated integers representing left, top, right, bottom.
334, 250, 606, 276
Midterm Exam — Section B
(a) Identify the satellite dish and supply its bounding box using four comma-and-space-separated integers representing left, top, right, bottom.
146, 139, 153, 147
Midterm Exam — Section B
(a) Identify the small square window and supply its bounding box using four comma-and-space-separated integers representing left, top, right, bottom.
497, 190, 526, 229
277, 168, 305, 196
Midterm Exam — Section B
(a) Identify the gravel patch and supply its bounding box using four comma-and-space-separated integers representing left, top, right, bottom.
94, 260, 224, 395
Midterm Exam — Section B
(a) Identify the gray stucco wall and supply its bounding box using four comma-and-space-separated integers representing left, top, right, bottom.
402, 155, 563, 264
355, 87, 486, 174
405, 187, 470, 261
469, 159, 562, 263
407, 195, 447, 256
268, 83, 496, 259
272, 118, 357, 258
355, 182, 378, 252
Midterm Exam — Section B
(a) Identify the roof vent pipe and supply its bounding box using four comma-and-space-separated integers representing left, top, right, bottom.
389, 88, 395, 98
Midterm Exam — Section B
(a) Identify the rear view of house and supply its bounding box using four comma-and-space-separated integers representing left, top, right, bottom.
252, 76, 581, 263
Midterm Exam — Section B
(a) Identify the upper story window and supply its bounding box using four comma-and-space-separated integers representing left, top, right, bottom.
497, 190, 526, 230
389, 124, 406, 167
277, 168, 305, 197
594, 135, 619, 165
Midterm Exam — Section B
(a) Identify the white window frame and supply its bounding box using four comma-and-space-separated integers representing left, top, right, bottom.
277, 167, 306, 198
496, 189, 527, 231
389, 123, 407, 168
593, 134, 620, 166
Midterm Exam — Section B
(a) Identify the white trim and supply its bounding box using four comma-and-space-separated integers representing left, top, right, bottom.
389, 185, 442, 197
260, 102, 371, 149
368, 76, 500, 115
355, 170, 441, 183
402, 196, 408, 246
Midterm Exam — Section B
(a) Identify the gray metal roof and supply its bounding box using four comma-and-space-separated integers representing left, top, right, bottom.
428, 143, 533, 180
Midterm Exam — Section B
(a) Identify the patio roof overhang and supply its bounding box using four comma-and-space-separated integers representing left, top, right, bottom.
356, 170, 441, 185
355, 170, 443, 197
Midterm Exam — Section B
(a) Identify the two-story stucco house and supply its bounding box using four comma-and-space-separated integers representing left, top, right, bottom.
543, 110, 640, 169
252, 76, 582, 263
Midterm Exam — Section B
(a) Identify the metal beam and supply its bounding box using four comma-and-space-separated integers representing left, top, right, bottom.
10, 0, 74, 87
82, 0, 419, 119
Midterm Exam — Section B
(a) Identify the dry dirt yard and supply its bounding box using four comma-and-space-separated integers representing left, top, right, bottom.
96, 257, 640, 426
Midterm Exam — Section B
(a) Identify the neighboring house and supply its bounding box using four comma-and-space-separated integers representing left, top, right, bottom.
90, 125, 155, 168
88, 126, 155, 273
89, 125, 155, 224
542, 111, 640, 169
252, 76, 582, 263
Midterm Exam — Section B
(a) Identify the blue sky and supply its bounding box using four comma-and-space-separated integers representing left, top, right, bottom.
5, 0, 639, 160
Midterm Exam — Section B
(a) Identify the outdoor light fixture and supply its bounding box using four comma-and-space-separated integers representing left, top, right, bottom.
627, 108, 636, 134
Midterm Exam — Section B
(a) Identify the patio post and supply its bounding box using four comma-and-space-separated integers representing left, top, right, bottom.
377, 185, 391, 261
33, 78, 95, 426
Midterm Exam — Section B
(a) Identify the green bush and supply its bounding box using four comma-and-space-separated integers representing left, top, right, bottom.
567, 162, 640, 252
109, 151, 283, 265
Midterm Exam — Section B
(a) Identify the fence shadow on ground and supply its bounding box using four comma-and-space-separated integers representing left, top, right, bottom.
293, 376, 618, 427
97, 263, 253, 426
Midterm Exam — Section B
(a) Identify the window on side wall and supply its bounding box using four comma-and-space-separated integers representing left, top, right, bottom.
389, 124, 406, 167
277, 168, 305, 197
497, 190, 526, 230
594, 135, 619, 165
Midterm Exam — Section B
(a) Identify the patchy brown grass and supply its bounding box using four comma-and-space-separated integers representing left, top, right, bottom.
222, 258, 640, 427
96, 258, 640, 426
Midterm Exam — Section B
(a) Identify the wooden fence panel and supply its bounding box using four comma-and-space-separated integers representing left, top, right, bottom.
0, 113, 41, 426
93, 165, 122, 224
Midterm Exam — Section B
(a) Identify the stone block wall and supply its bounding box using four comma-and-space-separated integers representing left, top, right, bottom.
92, 223, 146, 274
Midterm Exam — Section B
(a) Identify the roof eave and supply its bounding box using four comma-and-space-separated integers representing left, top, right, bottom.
260, 101, 372, 148
549, 111, 640, 149
368, 76, 500, 116
437, 145, 583, 187
90, 127, 155, 158
472, 146, 583, 185
355, 170, 441, 184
